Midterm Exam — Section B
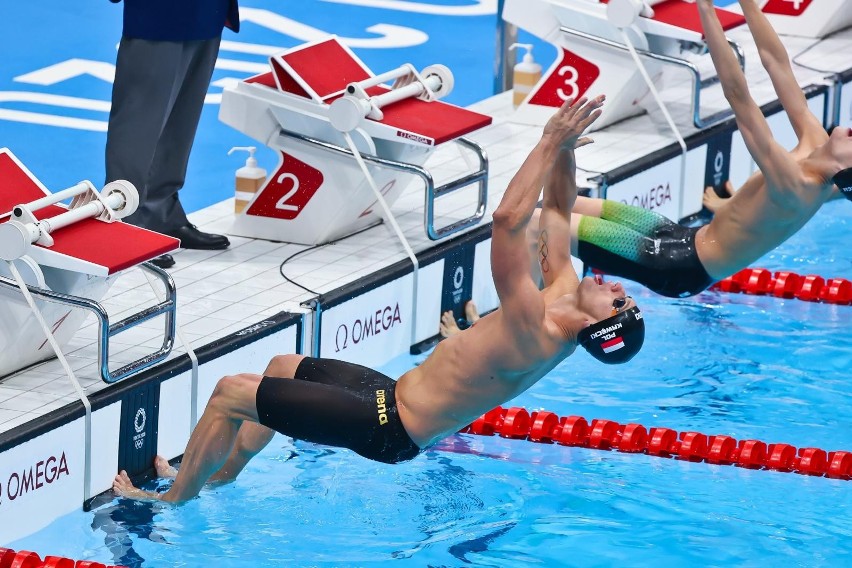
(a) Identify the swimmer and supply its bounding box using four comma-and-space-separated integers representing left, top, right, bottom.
552, 1, 852, 299
439, 301, 480, 338
113, 96, 646, 503
702, 180, 735, 213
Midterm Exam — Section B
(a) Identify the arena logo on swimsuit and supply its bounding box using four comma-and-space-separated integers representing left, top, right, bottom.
0, 452, 70, 507
376, 389, 388, 425
334, 303, 403, 352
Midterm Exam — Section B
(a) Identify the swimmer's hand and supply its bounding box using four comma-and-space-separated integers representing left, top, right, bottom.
542, 95, 605, 151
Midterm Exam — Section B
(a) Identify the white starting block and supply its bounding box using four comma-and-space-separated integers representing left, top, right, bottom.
219, 36, 493, 245
760, 0, 852, 39
502, 0, 747, 130
0, 149, 180, 383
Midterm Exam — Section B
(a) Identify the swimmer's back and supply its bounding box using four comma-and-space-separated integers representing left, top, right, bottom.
697, 167, 833, 279
396, 308, 570, 448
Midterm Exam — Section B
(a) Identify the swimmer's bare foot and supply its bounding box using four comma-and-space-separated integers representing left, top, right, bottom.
439, 310, 462, 338
113, 470, 161, 502
702, 180, 733, 213
464, 301, 480, 325
155, 455, 178, 478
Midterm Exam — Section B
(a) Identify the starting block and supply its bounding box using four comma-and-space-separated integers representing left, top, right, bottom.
219, 36, 493, 245
761, 0, 852, 39
0, 149, 179, 383
502, 0, 746, 130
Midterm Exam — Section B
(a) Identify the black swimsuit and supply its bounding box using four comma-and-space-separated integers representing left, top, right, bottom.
256, 357, 421, 464
576, 202, 715, 298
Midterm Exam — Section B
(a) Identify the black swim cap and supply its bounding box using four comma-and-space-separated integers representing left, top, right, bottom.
834, 167, 852, 202
577, 306, 645, 365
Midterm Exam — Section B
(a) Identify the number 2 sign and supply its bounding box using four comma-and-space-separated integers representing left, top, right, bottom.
527, 47, 600, 108
246, 151, 324, 220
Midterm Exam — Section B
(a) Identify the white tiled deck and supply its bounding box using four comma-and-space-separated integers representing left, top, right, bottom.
2, 24, 851, 434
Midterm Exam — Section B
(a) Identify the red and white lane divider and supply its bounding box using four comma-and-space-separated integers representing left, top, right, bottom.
0, 548, 125, 568
711, 267, 851, 305
461, 406, 852, 480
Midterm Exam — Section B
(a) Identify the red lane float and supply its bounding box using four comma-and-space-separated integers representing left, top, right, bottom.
0, 549, 125, 568
461, 406, 852, 481
711, 268, 852, 305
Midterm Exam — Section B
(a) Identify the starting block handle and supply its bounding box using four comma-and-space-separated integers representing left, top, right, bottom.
38, 188, 128, 235
0, 180, 139, 260
22, 181, 91, 214
331, 64, 455, 132
370, 79, 436, 112
352, 64, 415, 92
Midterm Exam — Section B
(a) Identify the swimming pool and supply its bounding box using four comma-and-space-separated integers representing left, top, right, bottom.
7, 201, 851, 567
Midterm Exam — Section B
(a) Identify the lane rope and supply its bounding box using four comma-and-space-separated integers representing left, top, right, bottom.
710, 267, 851, 305
461, 406, 852, 480
0, 547, 126, 568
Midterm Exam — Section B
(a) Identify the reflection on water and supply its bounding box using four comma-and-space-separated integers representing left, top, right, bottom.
90, 495, 169, 568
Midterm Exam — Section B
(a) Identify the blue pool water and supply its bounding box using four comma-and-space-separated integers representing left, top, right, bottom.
10, 202, 852, 566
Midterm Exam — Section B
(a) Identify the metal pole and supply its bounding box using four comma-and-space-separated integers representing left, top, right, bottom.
494, 0, 517, 95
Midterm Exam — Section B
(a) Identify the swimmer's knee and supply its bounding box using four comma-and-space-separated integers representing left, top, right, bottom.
266, 354, 305, 378
209, 374, 262, 414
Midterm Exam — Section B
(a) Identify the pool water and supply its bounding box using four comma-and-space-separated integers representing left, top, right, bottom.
9, 203, 852, 566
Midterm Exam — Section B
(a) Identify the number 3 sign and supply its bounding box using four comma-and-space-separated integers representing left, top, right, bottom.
527, 47, 600, 108
246, 152, 324, 220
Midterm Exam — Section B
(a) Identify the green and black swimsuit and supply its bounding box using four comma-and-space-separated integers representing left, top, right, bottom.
577, 201, 715, 298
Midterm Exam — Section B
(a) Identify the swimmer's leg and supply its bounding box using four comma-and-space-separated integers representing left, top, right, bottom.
155, 433, 269, 482
597, 199, 671, 236
207, 422, 275, 484
115, 372, 264, 503
572, 195, 604, 218
575, 216, 648, 263
206, 354, 303, 482
570, 214, 664, 291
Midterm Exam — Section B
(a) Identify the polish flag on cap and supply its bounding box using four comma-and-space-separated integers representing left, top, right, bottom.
601, 336, 625, 353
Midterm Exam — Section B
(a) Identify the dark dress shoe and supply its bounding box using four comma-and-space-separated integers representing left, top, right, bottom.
149, 254, 176, 269
165, 224, 230, 250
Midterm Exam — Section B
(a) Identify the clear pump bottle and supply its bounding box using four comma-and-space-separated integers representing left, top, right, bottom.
509, 43, 542, 108
228, 146, 267, 214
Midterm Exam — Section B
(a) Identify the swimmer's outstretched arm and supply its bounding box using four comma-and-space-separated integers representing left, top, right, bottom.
738, 0, 824, 144
491, 96, 602, 324
697, 0, 801, 191
538, 132, 598, 293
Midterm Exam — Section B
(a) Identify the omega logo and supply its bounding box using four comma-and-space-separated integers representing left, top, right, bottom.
0, 452, 70, 506
623, 182, 672, 211
335, 303, 403, 352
